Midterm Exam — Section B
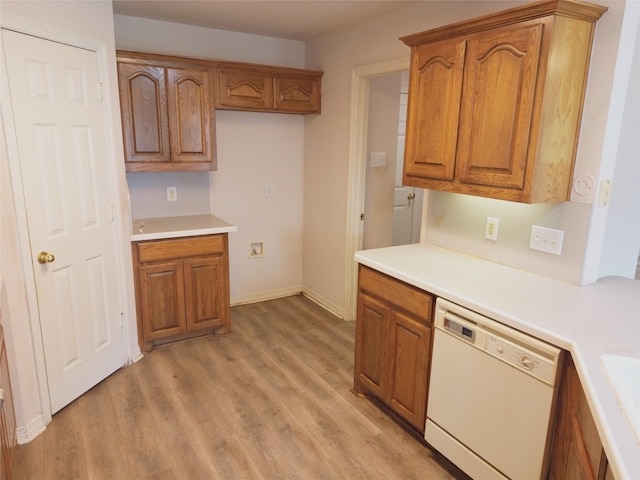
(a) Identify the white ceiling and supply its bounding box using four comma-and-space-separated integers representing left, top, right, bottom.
111, 1, 421, 41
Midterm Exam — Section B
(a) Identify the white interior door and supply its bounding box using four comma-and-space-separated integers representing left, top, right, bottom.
392, 186, 415, 245
2, 29, 125, 413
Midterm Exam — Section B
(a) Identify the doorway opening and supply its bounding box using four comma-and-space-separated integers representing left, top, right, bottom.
363, 71, 422, 250
343, 57, 427, 321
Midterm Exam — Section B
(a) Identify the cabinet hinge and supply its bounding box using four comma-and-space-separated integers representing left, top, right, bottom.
120, 313, 124, 329
98, 82, 104, 101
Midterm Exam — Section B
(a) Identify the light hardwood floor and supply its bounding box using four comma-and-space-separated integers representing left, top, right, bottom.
14, 295, 466, 480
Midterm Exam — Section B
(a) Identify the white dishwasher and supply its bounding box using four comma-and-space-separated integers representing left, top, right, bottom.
425, 298, 563, 480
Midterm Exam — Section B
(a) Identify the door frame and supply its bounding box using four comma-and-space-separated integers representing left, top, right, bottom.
1, 13, 134, 439
343, 57, 428, 322
343, 57, 409, 321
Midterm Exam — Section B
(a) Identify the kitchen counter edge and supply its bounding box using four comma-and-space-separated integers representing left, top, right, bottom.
130, 214, 237, 241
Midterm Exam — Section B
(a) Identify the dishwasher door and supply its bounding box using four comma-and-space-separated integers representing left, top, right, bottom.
425, 299, 562, 480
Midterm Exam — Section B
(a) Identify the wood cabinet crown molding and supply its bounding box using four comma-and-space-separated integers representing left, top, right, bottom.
400, 0, 607, 203
400, 0, 607, 45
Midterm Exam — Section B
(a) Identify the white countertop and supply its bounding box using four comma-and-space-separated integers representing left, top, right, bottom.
130, 214, 237, 241
355, 243, 640, 480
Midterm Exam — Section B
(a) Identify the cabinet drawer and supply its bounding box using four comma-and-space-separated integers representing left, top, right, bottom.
135, 235, 225, 263
359, 266, 433, 325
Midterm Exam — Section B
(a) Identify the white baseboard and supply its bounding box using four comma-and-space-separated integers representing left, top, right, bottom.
301, 287, 344, 319
231, 285, 303, 306
16, 414, 46, 444
231, 286, 344, 320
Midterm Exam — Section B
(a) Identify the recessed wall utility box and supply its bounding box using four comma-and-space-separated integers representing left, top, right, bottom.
529, 225, 564, 255
249, 241, 265, 258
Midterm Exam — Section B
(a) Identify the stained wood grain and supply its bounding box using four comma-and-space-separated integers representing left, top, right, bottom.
14, 295, 466, 480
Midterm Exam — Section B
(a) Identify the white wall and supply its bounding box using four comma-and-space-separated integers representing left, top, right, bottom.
114, 16, 307, 304
597, 2, 640, 279
304, 0, 631, 313
0, 0, 136, 442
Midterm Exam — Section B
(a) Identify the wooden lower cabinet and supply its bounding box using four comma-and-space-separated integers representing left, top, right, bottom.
0, 325, 16, 480
354, 266, 433, 432
133, 234, 231, 352
548, 354, 613, 480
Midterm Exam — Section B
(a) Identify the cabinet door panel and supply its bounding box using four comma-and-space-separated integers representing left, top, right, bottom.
118, 63, 170, 164
456, 23, 543, 189
138, 262, 186, 340
167, 68, 215, 164
274, 76, 320, 113
216, 68, 273, 110
404, 38, 466, 181
548, 354, 606, 480
184, 255, 226, 330
389, 311, 430, 431
355, 293, 391, 398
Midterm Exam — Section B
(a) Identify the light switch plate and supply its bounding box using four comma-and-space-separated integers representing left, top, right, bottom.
370, 152, 386, 168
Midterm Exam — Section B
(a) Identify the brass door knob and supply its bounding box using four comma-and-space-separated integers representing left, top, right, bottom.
37, 252, 55, 264
407, 193, 416, 200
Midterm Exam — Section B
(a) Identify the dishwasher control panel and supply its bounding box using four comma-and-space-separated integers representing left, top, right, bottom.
485, 334, 557, 384
435, 298, 562, 386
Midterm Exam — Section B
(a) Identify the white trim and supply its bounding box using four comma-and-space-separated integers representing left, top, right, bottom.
343, 57, 410, 322
0, 33, 52, 428
1, 12, 133, 432
231, 286, 303, 306
1, 13, 103, 50
301, 286, 343, 319
231, 286, 343, 320
15, 414, 46, 445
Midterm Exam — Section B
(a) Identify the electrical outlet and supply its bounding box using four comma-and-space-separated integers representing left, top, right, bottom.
529, 225, 564, 255
167, 186, 177, 202
485, 217, 499, 241
265, 184, 273, 197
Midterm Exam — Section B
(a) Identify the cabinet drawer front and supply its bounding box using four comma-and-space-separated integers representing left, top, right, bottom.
136, 235, 226, 263
359, 266, 433, 325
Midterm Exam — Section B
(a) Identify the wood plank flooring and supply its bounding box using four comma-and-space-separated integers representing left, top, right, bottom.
13, 295, 466, 480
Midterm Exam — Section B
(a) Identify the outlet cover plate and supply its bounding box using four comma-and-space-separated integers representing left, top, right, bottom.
529, 225, 564, 255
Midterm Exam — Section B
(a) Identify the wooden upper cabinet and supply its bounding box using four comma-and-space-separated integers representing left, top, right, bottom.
274, 75, 321, 113
456, 23, 543, 190
401, 0, 607, 203
216, 68, 273, 111
117, 52, 216, 172
404, 38, 465, 181
215, 64, 322, 114
167, 68, 215, 164
117, 63, 170, 165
